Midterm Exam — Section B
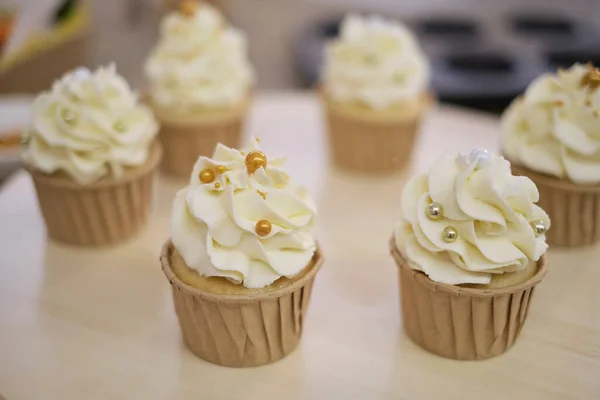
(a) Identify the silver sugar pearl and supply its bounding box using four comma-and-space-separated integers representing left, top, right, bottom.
442, 226, 458, 243
427, 202, 444, 220
531, 220, 547, 237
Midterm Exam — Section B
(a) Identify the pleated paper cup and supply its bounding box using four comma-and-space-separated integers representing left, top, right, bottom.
322, 93, 430, 174
390, 238, 547, 361
160, 241, 324, 368
25, 142, 162, 246
152, 100, 250, 177
511, 163, 600, 247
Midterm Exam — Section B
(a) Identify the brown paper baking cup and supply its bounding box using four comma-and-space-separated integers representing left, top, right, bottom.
160, 241, 324, 368
510, 163, 600, 247
156, 108, 247, 177
25, 142, 162, 246
390, 238, 547, 361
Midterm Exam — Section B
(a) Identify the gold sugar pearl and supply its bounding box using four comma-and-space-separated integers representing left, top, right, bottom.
245, 150, 267, 174
113, 121, 126, 133
255, 219, 272, 236
199, 168, 215, 184
442, 226, 458, 243
215, 182, 221, 189
427, 202, 444, 220
531, 220, 547, 237
179, 0, 197, 16
61, 108, 77, 125
215, 165, 226, 174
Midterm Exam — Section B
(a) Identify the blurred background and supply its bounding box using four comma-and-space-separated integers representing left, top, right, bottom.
1, 0, 600, 179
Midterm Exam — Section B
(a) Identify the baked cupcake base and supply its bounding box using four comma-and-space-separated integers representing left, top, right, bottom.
390, 238, 547, 361
510, 163, 600, 247
160, 241, 324, 368
152, 98, 250, 177
25, 142, 162, 246
322, 92, 431, 174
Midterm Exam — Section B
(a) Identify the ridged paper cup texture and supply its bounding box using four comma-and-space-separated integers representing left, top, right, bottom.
322, 94, 429, 174
26, 142, 162, 246
153, 100, 250, 177
390, 238, 547, 361
160, 241, 324, 368
511, 163, 600, 247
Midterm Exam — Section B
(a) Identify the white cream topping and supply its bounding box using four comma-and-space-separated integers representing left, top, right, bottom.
502, 63, 600, 185
171, 139, 317, 289
394, 149, 550, 285
322, 14, 429, 109
22, 64, 159, 184
145, 3, 254, 112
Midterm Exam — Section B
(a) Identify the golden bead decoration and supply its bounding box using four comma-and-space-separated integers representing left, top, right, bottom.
442, 226, 458, 243
61, 108, 77, 125
215, 182, 221, 189
531, 220, 547, 237
580, 66, 600, 90
179, 0, 197, 16
199, 168, 215, 184
215, 165, 226, 174
245, 150, 267, 174
113, 121, 126, 133
427, 202, 444, 220
257, 190, 266, 200
255, 219, 272, 236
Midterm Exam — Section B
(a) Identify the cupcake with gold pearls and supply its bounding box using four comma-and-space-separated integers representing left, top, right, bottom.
145, 0, 254, 177
22, 64, 161, 246
160, 138, 323, 367
501, 63, 600, 247
391, 149, 549, 360
321, 14, 431, 173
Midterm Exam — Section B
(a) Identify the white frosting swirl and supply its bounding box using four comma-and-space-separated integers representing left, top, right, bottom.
22, 64, 159, 185
322, 14, 429, 109
394, 149, 550, 285
171, 140, 317, 289
502, 63, 600, 185
145, 3, 254, 112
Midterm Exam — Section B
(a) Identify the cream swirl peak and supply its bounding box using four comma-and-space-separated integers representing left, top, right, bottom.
171, 139, 317, 289
394, 149, 550, 285
145, 1, 254, 112
22, 64, 159, 184
502, 63, 600, 185
322, 14, 429, 109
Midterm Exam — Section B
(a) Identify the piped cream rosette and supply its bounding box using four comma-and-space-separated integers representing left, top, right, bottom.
395, 149, 550, 285
171, 139, 317, 289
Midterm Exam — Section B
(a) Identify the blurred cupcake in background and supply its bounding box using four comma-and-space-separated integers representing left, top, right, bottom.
502, 63, 600, 247
145, 0, 254, 177
321, 14, 431, 174
391, 148, 549, 360
22, 64, 161, 246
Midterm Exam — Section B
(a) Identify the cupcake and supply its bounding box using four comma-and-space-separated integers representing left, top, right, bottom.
160, 139, 323, 367
145, 0, 254, 177
390, 149, 550, 360
321, 14, 431, 174
22, 64, 161, 246
502, 63, 600, 247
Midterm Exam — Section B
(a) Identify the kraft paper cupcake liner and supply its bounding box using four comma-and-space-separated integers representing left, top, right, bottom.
510, 163, 600, 247
25, 142, 162, 246
390, 238, 547, 361
160, 240, 324, 368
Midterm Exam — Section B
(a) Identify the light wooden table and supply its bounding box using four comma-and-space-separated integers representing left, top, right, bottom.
0, 93, 598, 400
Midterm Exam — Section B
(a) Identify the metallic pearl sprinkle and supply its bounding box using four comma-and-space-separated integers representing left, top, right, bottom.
215, 165, 226, 174
215, 182, 221, 189
245, 150, 267, 174
61, 108, 77, 125
113, 121, 126, 133
427, 202, 444, 220
255, 219, 272, 236
531, 220, 547, 237
442, 226, 458, 243
199, 168, 215, 184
